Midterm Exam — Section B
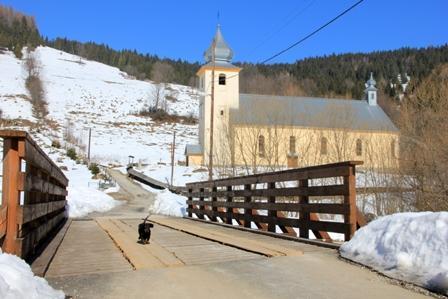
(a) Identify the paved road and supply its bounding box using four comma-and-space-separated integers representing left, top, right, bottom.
45, 168, 432, 299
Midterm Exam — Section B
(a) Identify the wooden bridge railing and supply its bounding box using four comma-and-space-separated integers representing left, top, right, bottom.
186, 161, 363, 241
0, 130, 68, 259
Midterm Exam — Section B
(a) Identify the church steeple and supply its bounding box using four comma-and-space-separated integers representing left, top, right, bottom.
204, 24, 234, 63
365, 72, 378, 106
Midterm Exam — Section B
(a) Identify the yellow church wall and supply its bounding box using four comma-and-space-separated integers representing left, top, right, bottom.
227, 125, 399, 171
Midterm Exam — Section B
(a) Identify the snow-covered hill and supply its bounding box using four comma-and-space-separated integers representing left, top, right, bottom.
0, 46, 204, 219
0, 46, 200, 165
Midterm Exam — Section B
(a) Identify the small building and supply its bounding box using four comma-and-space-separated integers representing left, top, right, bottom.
186, 25, 399, 172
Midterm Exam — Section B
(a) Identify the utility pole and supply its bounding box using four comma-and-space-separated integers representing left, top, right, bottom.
208, 37, 216, 181
170, 130, 176, 186
87, 128, 92, 164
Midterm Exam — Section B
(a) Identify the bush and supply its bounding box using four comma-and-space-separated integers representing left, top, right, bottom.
66, 147, 77, 160
88, 163, 100, 176
51, 139, 61, 148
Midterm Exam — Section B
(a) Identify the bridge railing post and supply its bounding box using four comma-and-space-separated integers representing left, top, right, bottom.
267, 182, 276, 233
211, 187, 217, 221
198, 188, 205, 219
344, 165, 357, 241
298, 178, 309, 239
187, 188, 193, 217
226, 186, 232, 224
243, 184, 252, 228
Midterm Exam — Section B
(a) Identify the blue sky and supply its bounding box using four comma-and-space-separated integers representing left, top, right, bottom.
2, 0, 448, 63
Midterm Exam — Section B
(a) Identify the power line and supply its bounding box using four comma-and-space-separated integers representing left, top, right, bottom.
203, 0, 365, 85
246, 0, 317, 57
260, 0, 365, 64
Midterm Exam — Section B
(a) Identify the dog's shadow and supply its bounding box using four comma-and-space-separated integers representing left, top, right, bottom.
137, 240, 150, 245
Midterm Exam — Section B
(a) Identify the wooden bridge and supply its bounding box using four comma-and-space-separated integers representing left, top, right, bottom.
0, 131, 429, 299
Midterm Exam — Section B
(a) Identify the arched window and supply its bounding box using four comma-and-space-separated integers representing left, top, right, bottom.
391, 140, 396, 158
356, 139, 362, 156
320, 137, 328, 155
289, 136, 296, 154
258, 135, 265, 158
219, 73, 226, 85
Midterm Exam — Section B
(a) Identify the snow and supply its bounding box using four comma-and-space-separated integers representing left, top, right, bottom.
149, 189, 187, 217
0, 249, 64, 299
63, 159, 122, 218
340, 212, 448, 294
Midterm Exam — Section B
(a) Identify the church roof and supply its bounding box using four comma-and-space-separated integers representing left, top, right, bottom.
230, 94, 399, 132
204, 25, 234, 63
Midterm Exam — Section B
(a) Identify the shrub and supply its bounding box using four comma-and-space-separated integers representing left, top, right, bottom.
66, 147, 77, 160
88, 163, 100, 176
51, 139, 61, 148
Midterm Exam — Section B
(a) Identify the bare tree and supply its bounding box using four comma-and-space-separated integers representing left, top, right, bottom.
25, 50, 48, 119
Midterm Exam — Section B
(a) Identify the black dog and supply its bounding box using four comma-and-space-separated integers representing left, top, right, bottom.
138, 216, 154, 244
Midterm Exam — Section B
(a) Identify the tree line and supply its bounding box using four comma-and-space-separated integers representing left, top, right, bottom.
1, 4, 448, 102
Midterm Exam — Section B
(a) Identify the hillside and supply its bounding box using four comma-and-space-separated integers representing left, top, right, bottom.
0, 46, 199, 166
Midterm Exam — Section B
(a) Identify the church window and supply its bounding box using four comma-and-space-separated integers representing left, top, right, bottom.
289, 136, 296, 154
219, 73, 226, 85
220, 109, 224, 116
356, 139, 363, 156
258, 135, 265, 158
320, 137, 328, 155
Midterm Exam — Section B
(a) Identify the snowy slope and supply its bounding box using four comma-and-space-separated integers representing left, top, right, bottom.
0, 46, 201, 218
0, 51, 34, 120
0, 46, 200, 166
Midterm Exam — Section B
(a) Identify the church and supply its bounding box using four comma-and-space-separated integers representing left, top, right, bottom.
185, 25, 399, 172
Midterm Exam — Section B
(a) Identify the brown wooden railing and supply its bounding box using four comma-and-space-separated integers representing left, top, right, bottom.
186, 161, 363, 241
0, 130, 68, 259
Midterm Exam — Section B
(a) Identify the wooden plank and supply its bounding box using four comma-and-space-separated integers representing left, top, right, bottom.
45, 220, 132, 277
188, 184, 347, 198
309, 213, 332, 240
151, 216, 303, 257
187, 208, 349, 234
31, 219, 72, 277
20, 211, 66, 258
186, 161, 363, 188
96, 219, 167, 269
17, 200, 66, 225
186, 200, 348, 215
25, 174, 67, 196
276, 211, 297, 237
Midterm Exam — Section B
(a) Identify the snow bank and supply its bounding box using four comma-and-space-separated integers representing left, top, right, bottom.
340, 212, 448, 294
0, 249, 64, 299
149, 189, 187, 217
67, 185, 122, 218
64, 162, 121, 218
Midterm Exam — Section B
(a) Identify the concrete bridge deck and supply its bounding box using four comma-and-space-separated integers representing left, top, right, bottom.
39, 169, 431, 299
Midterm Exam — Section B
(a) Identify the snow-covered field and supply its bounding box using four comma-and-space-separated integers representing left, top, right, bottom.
340, 212, 448, 295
